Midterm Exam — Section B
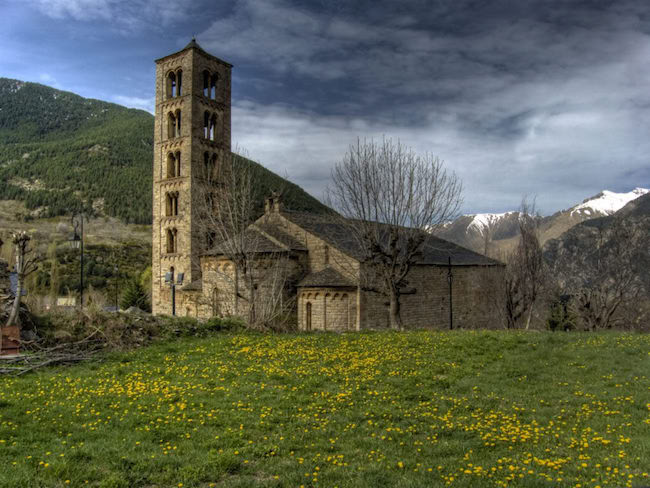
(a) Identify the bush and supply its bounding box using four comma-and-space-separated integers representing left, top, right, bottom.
204, 316, 246, 332
31, 309, 244, 352
546, 294, 576, 332
120, 276, 150, 312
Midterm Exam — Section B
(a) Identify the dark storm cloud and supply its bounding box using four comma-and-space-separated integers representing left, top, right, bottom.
201, 0, 650, 213
6, 0, 650, 214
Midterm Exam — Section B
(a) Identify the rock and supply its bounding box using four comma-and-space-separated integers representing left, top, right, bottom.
125, 306, 148, 315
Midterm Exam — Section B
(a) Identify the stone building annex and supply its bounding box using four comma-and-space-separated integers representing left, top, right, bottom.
152, 40, 502, 330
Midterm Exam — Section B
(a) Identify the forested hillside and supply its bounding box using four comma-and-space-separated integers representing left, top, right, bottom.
0, 78, 154, 223
0, 78, 329, 224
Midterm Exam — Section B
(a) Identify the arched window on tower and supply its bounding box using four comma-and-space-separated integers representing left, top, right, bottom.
176, 69, 183, 96
175, 151, 181, 177
210, 73, 218, 99
203, 70, 210, 97
211, 153, 218, 181
207, 232, 216, 250
206, 192, 215, 212
166, 228, 178, 253
167, 72, 176, 99
166, 152, 176, 178
167, 112, 176, 139
203, 111, 210, 139
165, 192, 178, 217
203, 151, 210, 180
209, 113, 217, 141
175, 109, 181, 137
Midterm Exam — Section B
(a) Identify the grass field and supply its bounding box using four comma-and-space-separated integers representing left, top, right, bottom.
0, 331, 648, 488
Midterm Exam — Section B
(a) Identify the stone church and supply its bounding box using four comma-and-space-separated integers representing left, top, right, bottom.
152, 40, 502, 330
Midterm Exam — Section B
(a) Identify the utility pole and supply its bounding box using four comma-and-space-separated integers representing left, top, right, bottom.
447, 256, 453, 330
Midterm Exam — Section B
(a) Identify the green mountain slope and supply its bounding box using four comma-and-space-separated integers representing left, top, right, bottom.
0, 78, 329, 224
0, 78, 154, 223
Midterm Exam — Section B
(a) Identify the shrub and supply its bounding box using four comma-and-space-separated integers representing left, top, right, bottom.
546, 294, 576, 332
120, 276, 150, 312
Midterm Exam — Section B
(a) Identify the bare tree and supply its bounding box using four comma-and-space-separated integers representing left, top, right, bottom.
327, 137, 462, 330
503, 199, 545, 329
2, 232, 39, 351
194, 151, 293, 329
568, 219, 644, 331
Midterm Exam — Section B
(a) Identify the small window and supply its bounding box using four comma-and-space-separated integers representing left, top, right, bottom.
167, 72, 176, 99
203, 111, 210, 139
203, 151, 210, 179
210, 74, 218, 99
167, 112, 176, 139
212, 287, 220, 316
165, 192, 178, 217
306, 302, 312, 331
203, 70, 210, 97
209, 114, 216, 141
166, 228, 177, 253
175, 109, 181, 137
166, 152, 176, 178
211, 153, 218, 180
176, 70, 183, 96
207, 232, 216, 250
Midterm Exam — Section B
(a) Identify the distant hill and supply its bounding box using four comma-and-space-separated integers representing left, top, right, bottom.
0, 78, 329, 224
435, 188, 649, 256
543, 192, 650, 293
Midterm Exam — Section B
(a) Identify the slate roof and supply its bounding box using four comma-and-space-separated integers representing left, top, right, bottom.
155, 38, 233, 67
298, 267, 355, 288
204, 228, 290, 256
253, 222, 307, 251
282, 211, 502, 266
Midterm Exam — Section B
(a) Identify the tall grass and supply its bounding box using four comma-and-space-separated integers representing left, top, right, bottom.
0, 330, 648, 487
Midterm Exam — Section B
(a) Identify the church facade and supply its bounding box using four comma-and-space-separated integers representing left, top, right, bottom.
152, 41, 503, 330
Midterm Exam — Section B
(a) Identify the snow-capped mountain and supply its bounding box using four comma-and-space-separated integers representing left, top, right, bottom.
434, 211, 524, 254
434, 187, 650, 255
569, 188, 649, 217
467, 212, 517, 233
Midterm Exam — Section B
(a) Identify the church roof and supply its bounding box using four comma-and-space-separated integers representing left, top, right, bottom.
254, 222, 307, 251
298, 267, 355, 288
204, 228, 290, 256
155, 38, 233, 67
282, 211, 501, 266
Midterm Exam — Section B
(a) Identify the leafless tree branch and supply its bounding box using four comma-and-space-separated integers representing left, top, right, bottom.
326, 137, 462, 330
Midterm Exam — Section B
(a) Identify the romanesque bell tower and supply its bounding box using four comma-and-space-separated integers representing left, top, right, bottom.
152, 39, 232, 315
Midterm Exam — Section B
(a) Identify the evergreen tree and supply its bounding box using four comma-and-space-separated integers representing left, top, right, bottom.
120, 276, 151, 312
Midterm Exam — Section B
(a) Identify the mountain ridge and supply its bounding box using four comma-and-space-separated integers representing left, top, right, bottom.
435, 187, 649, 255
0, 77, 329, 224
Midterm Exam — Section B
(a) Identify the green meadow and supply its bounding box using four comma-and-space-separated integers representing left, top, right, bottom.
0, 331, 648, 487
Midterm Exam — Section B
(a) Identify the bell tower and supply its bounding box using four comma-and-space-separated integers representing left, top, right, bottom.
152, 39, 232, 315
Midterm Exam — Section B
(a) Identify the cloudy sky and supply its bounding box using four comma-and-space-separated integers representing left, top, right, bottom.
2, 0, 649, 215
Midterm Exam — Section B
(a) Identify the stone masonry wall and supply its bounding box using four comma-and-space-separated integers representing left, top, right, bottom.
198, 254, 305, 322
153, 44, 232, 316
360, 264, 504, 329
298, 288, 357, 331
259, 212, 359, 281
